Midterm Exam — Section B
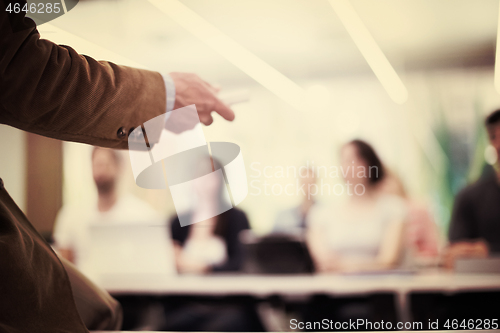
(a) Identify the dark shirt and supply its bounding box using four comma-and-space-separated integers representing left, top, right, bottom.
170, 208, 250, 272
449, 173, 500, 253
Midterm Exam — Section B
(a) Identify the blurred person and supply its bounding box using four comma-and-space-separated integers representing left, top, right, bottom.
162, 157, 264, 332
413, 109, 500, 325
302, 140, 405, 330
0, 3, 235, 331
170, 157, 250, 274
444, 109, 500, 269
379, 169, 441, 261
54, 147, 169, 331
53, 147, 162, 274
307, 140, 407, 273
272, 167, 316, 235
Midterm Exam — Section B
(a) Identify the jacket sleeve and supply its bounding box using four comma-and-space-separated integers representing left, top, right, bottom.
60, 257, 123, 331
0, 0, 167, 149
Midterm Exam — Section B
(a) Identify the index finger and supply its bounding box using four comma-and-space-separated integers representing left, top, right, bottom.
213, 98, 235, 121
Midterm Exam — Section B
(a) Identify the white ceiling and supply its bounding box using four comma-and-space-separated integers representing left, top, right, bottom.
45, 0, 499, 85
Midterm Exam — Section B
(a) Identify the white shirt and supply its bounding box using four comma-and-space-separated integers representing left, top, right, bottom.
309, 195, 407, 262
182, 236, 227, 267
53, 194, 163, 274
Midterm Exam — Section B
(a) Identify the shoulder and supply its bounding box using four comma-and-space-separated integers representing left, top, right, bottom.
224, 208, 250, 229
226, 207, 247, 219
456, 176, 496, 203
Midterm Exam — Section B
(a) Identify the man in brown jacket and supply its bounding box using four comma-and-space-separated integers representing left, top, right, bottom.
0, 1, 235, 331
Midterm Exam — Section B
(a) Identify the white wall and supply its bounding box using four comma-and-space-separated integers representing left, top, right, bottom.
0, 125, 26, 212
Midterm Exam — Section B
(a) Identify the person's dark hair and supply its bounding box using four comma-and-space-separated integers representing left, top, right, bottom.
345, 139, 385, 185
211, 157, 233, 238
91, 146, 121, 165
485, 109, 500, 127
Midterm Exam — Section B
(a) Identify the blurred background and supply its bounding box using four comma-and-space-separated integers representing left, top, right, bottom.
2, 1, 500, 330
2, 0, 499, 237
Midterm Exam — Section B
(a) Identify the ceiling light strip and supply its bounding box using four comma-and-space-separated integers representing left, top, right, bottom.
148, 0, 306, 110
329, 0, 408, 104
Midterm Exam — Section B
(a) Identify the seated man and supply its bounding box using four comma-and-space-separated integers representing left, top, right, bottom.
445, 109, 500, 268
53, 147, 162, 276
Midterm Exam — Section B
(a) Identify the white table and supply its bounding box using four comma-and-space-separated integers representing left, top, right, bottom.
102, 272, 500, 323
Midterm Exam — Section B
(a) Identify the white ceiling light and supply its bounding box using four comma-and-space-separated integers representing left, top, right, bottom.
329, 0, 408, 104
148, 0, 307, 111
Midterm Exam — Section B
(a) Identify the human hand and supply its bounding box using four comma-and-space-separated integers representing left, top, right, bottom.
170, 72, 235, 126
177, 256, 210, 274
442, 240, 489, 269
313, 252, 343, 273
173, 242, 210, 274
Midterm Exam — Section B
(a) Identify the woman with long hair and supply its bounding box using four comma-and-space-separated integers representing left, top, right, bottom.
307, 139, 407, 273
169, 156, 250, 274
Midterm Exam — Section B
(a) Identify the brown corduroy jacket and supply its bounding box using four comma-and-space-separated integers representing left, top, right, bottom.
0, 2, 167, 331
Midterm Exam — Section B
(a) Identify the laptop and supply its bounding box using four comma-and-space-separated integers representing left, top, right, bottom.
240, 231, 315, 274
455, 257, 500, 274
87, 223, 177, 285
